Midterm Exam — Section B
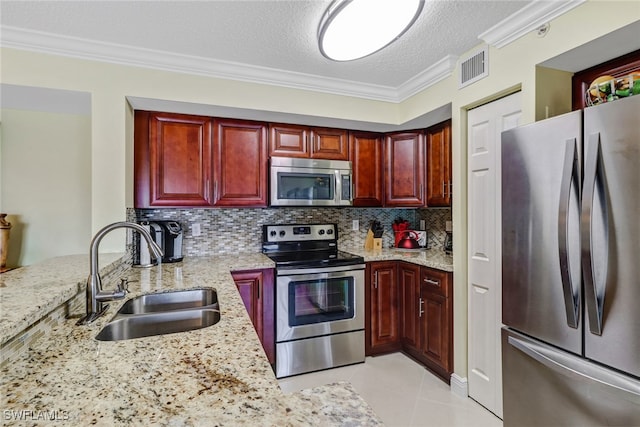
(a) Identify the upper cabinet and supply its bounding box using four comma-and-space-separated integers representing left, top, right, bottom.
349, 131, 384, 207
213, 119, 268, 207
425, 120, 452, 207
135, 111, 268, 208
135, 111, 213, 208
384, 131, 425, 207
269, 123, 349, 160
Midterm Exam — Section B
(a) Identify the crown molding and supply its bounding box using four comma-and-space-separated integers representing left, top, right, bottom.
479, 0, 586, 49
397, 54, 458, 102
1, 26, 449, 103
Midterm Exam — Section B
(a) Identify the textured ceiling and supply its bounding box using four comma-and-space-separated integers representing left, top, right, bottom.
1, 0, 532, 88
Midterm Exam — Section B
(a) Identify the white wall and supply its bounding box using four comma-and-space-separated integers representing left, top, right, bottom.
0, 105, 91, 266
0, 0, 638, 376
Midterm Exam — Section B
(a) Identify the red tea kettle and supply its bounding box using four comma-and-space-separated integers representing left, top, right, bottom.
397, 230, 421, 249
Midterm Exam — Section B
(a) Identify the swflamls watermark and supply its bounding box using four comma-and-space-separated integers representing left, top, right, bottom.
3, 409, 70, 422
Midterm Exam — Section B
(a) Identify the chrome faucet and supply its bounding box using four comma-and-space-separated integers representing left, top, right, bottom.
77, 221, 163, 324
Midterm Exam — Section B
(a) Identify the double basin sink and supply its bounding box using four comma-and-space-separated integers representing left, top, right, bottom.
96, 288, 220, 341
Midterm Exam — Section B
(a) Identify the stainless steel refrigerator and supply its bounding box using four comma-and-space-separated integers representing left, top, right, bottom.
501, 94, 640, 426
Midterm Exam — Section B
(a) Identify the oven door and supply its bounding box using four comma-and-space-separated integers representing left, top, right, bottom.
276, 265, 365, 342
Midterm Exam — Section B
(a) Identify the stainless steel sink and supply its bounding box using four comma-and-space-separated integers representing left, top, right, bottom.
96, 308, 220, 341
117, 288, 218, 314
96, 288, 220, 341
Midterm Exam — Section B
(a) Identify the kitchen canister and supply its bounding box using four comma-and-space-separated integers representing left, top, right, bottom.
0, 214, 11, 271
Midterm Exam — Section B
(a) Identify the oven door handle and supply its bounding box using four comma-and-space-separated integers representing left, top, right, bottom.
277, 264, 366, 276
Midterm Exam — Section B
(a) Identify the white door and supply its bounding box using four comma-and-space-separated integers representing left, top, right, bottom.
467, 92, 522, 418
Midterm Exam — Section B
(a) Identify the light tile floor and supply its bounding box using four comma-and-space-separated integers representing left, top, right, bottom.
279, 353, 503, 427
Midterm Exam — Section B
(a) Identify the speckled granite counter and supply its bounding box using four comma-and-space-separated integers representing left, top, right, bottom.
343, 247, 453, 272
0, 255, 383, 426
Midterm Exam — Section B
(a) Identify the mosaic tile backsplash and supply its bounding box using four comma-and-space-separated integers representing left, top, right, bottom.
131, 207, 451, 256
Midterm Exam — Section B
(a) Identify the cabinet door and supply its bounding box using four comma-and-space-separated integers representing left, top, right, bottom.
367, 262, 400, 355
384, 131, 425, 206
399, 262, 421, 350
426, 120, 452, 207
269, 123, 309, 158
232, 269, 275, 364
135, 111, 213, 207
349, 131, 384, 206
213, 119, 268, 207
420, 290, 452, 376
311, 128, 349, 160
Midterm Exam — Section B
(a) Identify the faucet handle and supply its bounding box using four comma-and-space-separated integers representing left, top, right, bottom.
117, 278, 130, 294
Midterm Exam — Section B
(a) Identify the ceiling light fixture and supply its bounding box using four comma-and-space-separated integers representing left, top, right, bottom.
318, 0, 424, 62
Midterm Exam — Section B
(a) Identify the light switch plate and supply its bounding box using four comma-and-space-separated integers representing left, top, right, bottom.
352, 220, 359, 231
192, 223, 201, 236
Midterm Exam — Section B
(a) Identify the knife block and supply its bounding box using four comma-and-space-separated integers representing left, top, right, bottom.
364, 230, 374, 250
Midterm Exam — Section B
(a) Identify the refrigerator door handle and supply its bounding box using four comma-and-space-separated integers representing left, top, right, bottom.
508, 335, 640, 397
558, 138, 580, 328
582, 133, 609, 336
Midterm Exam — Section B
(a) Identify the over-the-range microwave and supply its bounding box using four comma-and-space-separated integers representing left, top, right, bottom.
270, 157, 353, 207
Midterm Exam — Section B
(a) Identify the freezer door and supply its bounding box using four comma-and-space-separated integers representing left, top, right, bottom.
583, 95, 640, 378
501, 111, 582, 354
502, 328, 640, 427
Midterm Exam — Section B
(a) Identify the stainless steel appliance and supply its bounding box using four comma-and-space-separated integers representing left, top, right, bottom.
262, 223, 365, 378
501, 95, 640, 426
270, 157, 353, 206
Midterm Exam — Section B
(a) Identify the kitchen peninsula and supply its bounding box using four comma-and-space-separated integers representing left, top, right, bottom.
0, 254, 382, 426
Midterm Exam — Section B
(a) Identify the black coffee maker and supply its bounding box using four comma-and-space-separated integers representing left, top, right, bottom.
157, 221, 184, 263
134, 220, 183, 265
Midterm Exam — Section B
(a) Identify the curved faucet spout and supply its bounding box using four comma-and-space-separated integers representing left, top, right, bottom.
78, 221, 164, 325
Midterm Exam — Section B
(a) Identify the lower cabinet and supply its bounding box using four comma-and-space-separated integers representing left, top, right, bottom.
231, 269, 275, 365
367, 261, 453, 383
366, 261, 400, 355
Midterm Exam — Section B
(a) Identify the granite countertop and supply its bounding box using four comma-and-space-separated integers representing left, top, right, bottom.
344, 247, 454, 272
0, 254, 383, 426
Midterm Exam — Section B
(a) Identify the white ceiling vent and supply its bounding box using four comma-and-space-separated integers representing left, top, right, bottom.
459, 46, 489, 89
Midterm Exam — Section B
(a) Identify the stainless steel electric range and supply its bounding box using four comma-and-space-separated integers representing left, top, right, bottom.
262, 223, 366, 378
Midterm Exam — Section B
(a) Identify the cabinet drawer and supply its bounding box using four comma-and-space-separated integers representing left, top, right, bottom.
420, 267, 450, 297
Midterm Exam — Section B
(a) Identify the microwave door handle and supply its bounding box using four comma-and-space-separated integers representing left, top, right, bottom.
558, 138, 580, 329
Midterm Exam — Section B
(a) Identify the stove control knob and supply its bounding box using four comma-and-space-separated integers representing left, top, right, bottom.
279, 230, 286, 237
327, 228, 334, 235
269, 230, 276, 237
318, 229, 325, 235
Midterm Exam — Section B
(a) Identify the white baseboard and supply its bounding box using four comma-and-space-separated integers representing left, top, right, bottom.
450, 374, 468, 398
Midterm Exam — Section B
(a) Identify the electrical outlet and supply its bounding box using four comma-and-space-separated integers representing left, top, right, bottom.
419, 219, 426, 230
352, 219, 359, 231
446, 221, 453, 232
192, 223, 201, 237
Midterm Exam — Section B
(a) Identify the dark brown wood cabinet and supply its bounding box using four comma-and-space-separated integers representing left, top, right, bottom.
418, 267, 453, 381
135, 112, 269, 208
426, 120, 452, 207
213, 119, 268, 207
135, 111, 213, 208
366, 260, 453, 383
269, 123, 309, 158
269, 123, 349, 160
384, 131, 425, 207
232, 269, 275, 365
366, 261, 400, 355
349, 131, 384, 206
311, 127, 349, 160
398, 262, 421, 349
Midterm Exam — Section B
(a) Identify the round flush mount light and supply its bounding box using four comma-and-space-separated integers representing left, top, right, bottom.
318, 0, 424, 62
